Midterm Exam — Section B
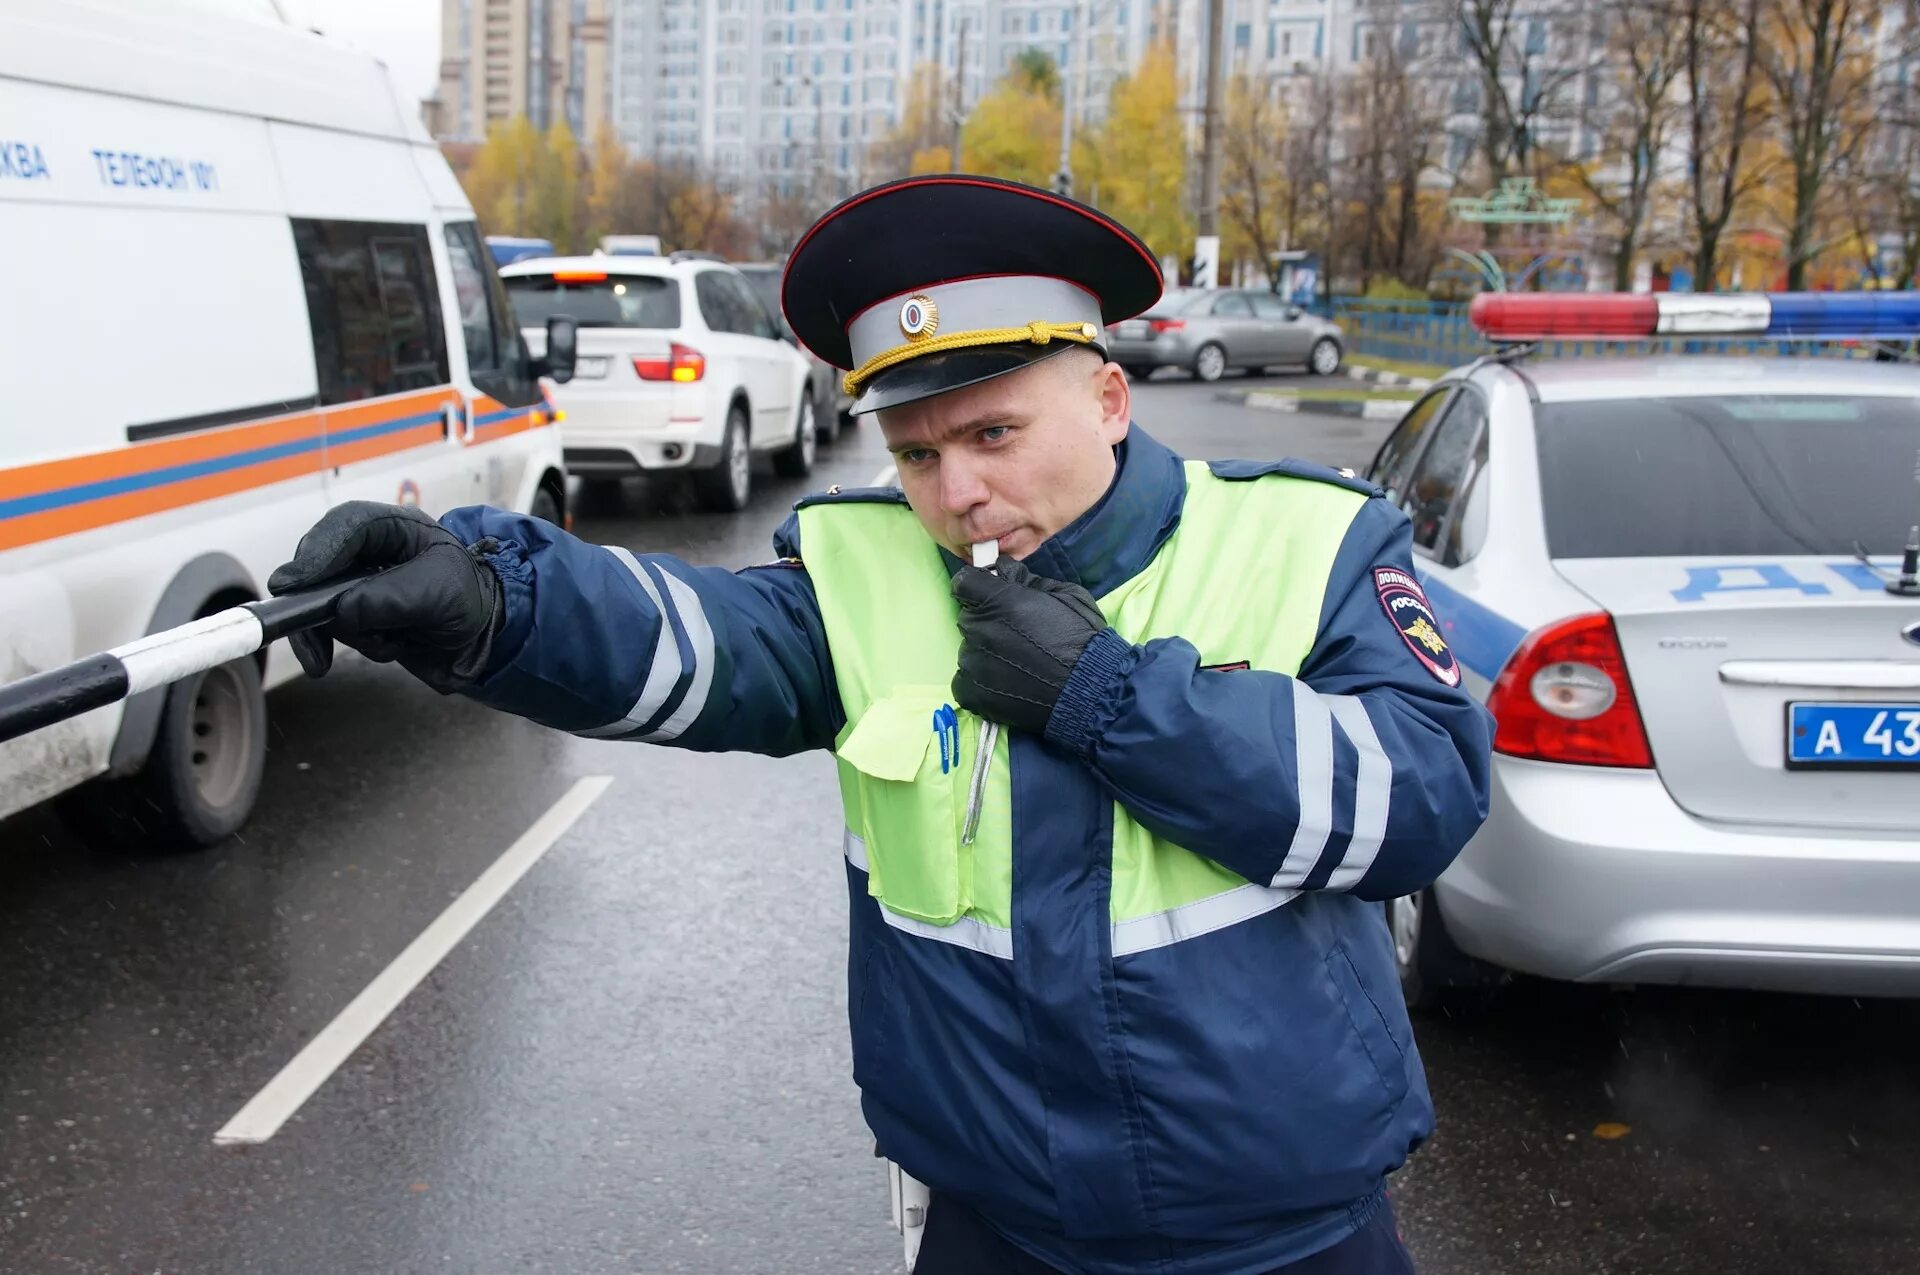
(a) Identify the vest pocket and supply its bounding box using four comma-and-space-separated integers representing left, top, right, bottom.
837, 685, 969, 925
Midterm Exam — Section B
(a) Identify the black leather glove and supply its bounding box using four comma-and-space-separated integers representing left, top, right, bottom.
951, 559, 1109, 736
267, 501, 504, 693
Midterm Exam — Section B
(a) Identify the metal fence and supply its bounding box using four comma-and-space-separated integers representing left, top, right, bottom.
1316, 296, 1886, 369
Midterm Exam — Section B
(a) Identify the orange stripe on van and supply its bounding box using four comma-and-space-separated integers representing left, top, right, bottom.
0, 387, 475, 553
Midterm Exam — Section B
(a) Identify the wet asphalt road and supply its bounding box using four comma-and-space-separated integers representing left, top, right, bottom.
3, 374, 1918, 1275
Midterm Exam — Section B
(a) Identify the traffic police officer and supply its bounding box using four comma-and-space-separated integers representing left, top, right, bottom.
270, 176, 1494, 1274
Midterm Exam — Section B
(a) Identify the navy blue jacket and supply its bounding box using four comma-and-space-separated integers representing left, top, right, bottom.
444, 427, 1494, 1273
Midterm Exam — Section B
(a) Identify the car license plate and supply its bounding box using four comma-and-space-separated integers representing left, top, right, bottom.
1114, 320, 1148, 339
1786, 702, 1920, 768
574, 356, 609, 378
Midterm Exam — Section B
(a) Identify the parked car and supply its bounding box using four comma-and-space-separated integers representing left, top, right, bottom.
1106, 287, 1344, 382
733, 261, 853, 440
502, 255, 815, 512
1372, 292, 1920, 1006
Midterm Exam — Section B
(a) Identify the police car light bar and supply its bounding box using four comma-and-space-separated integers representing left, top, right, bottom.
1468, 292, 1920, 342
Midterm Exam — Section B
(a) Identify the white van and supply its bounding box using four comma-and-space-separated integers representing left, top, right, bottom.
0, 0, 577, 846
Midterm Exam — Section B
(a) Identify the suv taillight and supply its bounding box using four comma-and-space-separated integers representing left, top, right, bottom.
1487, 612, 1653, 768
634, 343, 706, 382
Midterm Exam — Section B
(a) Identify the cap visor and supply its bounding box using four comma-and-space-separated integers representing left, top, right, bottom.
851, 343, 1096, 415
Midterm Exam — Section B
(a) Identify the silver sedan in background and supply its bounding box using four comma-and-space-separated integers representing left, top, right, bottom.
1105, 287, 1345, 382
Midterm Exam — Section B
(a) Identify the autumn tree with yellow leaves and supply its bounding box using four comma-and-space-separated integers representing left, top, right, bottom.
452, 117, 748, 258
958, 52, 1063, 188
1076, 42, 1191, 269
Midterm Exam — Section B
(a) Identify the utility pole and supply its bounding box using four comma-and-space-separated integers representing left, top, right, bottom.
1193, 0, 1224, 288
1054, 0, 1088, 197
951, 17, 968, 170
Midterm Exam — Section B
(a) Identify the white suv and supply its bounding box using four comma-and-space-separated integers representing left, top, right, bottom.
502, 255, 816, 511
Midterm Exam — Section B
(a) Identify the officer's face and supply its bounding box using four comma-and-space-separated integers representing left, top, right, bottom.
878, 352, 1131, 562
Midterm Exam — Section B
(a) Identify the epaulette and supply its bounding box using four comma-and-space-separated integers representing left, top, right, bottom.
1206, 457, 1382, 497
792, 484, 912, 511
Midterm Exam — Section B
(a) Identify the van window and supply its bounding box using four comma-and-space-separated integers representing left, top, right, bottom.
291, 220, 449, 404
444, 221, 542, 408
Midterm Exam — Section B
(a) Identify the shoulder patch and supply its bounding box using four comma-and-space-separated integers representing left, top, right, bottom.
1206, 457, 1381, 497
792, 484, 911, 512
1375, 567, 1460, 686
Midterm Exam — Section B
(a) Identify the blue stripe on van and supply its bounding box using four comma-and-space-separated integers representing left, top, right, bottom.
0, 410, 443, 523
1416, 572, 1528, 682
475, 406, 528, 425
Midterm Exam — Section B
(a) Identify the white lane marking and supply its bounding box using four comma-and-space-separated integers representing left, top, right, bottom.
213, 775, 614, 1145
868, 462, 898, 488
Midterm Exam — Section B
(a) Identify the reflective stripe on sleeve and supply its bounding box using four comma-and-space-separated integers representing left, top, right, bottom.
1271, 683, 1333, 889
1323, 696, 1392, 890
574, 546, 698, 740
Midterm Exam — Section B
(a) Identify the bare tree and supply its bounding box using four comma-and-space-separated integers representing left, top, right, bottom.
1220, 73, 1289, 288
1297, 72, 1342, 299
1841, 34, 1920, 287
1579, 0, 1686, 288
1760, 0, 1882, 287
1344, 3, 1443, 288
1442, 0, 1587, 201
1682, 0, 1769, 289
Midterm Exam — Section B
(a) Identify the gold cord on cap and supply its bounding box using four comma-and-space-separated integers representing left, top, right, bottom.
843, 320, 1101, 398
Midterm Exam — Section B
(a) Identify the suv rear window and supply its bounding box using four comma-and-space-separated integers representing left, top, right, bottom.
1537, 394, 1920, 558
503, 273, 680, 328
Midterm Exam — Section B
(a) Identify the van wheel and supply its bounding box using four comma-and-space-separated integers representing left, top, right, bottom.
694, 404, 752, 512
773, 395, 817, 478
58, 657, 267, 851
530, 484, 563, 526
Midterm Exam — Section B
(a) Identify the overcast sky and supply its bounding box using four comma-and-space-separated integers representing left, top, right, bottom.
276, 0, 442, 106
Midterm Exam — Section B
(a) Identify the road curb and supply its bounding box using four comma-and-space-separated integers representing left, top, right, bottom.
1239, 391, 1408, 420
1345, 364, 1434, 392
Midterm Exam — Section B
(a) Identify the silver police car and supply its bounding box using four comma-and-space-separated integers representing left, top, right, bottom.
1372, 328, 1920, 1004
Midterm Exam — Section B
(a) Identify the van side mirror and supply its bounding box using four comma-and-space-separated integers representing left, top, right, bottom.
539, 315, 578, 384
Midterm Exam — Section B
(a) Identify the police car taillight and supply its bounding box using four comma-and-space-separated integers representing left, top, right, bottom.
1487, 613, 1653, 768
633, 343, 706, 382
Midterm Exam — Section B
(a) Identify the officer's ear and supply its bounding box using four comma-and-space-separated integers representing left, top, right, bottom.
1093, 358, 1130, 445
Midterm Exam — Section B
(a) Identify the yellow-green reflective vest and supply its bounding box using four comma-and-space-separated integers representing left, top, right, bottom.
796, 460, 1366, 948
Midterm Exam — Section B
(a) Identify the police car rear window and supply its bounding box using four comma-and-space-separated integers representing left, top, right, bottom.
1537, 394, 1920, 559
503, 275, 680, 328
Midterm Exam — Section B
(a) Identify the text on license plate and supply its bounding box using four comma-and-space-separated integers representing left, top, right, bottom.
1114, 321, 1149, 339
1787, 702, 1920, 767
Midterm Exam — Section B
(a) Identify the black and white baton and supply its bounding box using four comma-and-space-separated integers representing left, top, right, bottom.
0, 577, 367, 745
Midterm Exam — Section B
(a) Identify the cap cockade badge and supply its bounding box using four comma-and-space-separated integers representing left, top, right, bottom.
899, 294, 939, 341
